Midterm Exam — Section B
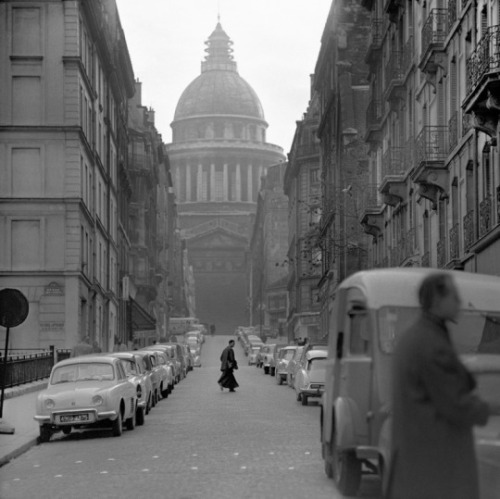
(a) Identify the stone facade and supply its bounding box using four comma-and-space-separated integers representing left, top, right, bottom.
166, 22, 284, 334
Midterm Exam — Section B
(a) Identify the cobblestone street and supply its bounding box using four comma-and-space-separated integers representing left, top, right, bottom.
0, 337, 380, 499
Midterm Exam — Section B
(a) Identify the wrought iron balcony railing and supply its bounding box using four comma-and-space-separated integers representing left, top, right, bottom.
404, 227, 417, 261
437, 238, 446, 268
366, 98, 383, 128
382, 147, 406, 177
448, 111, 458, 153
463, 210, 475, 250
449, 223, 460, 260
384, 51, 404, 92
448, 0, 458, 30
415, 126, 448, 166
402, 35, 415, 74
421, 9, 449, 60
479, 197, 492, 237
466, 25, 500, 97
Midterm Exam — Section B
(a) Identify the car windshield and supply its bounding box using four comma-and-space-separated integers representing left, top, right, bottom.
378, 307, 500, 354
121, 359, 138, 375
283, 349, 296, 360
308, 358, 328, 371
251, 347, 260, 353
51, 363, 114, 384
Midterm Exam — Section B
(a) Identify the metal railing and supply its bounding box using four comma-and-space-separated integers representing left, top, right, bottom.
366, 98, 383, 128
368, 18, 384, 52
421, 9, 449, 59
382, 147, 406, 177
384, 51, 404, 91
415, 126, 448, 166
479, 197, 492, 237
448, 0, 458, 30
449, 223, 460, 260
437, 238, 446, 268
463, 210, 475, 250
402, 35, 415, 74
466, 25, 500, 97
448, 111, 458, 153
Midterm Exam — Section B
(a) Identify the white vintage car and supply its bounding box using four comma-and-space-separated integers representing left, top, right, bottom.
34, 355, 137, 442
294, 349, 328, 405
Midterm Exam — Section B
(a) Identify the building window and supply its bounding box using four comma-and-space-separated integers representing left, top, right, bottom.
11, 220, 41, 270
12, 76, 41, 124
214, 170, 224, 201
12, 7, 41, 55
12, 148, 42, 196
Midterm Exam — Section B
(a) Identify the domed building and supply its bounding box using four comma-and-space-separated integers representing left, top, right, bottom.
166, 22, 284, 333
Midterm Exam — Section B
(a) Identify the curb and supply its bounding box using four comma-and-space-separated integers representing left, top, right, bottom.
0, 437, 39, 468
4, 380, 48, 400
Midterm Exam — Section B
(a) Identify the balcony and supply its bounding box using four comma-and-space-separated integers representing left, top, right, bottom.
419, 9, 448, 80
365, 98, 384, 144
365, 18, 384, 66
449, 223, 460, 260
464, 26, 500, 136
479, 197, 492, 237
384, 51, 405, 103
380, 147, 408, 206
360, 184, 384, 238
437, 238, 446, 268
412, 127, 449, 207
448, 111, 458, 153
448, 0, 458, 29
463, 210, 476, 251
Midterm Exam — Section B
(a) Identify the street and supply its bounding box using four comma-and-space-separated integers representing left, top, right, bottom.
0, 337, 380, 499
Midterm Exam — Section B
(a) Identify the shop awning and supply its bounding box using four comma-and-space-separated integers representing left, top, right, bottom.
128, 298, 156, 331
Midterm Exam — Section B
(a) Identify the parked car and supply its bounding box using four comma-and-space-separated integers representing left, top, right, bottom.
294, 349, 328, 406
185, 330, 203, 346
34, 355, 137, 442
108, 352, 151, 423
134, 350, 161, 408
286, 346, 305, 387
161, 343, 187, 381
320, 268, 500, 497
247, 345, 262, 366
275, 346, 298, 385
258, 344, 281, 374
142, 346, 177, 391
189, 346, 202, 367
180, 343, 194, 372
245, 336, 264, 355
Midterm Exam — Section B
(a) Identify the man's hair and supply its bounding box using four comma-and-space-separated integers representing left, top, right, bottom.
229, 339, 235, 345
418, 272, 453, 311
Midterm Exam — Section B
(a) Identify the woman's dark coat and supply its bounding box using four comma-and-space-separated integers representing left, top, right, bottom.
388, 313, 490, 499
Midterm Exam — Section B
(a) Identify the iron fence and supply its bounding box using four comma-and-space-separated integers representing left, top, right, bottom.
449, 223, 460, 260
448, 111, 458, 153
366, 98, 383, 129
437, 238, 446, 268
448, 0, 458, 30
421, 9, 449, 59
479, 197, 492, 237
463, 210, 475, 250
466, 25, 500, 96
382, 147, 406, 177
415, 126, 448, 165
384, 51, 404, 91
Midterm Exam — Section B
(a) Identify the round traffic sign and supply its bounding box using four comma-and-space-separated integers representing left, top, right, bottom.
0, 289, 29, 328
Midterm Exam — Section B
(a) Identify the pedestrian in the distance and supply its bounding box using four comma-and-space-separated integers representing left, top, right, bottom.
218, 339, 239, 392
387, 272, 500, 499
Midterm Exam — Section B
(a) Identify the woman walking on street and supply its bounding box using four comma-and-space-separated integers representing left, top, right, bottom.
218, 339, 239, 392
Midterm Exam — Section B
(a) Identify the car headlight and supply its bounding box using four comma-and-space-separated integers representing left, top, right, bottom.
45, 398, 55, 409
92, 395, 104, 406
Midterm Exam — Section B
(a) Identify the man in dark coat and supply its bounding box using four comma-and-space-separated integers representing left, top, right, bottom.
388, 272, 499, 499
218, 339, 239, 392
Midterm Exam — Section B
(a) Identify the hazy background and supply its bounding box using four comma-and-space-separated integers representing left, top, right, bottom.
117, 0, 332, 152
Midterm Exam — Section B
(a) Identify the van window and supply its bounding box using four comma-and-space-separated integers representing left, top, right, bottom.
350, 312, 369, 355
378, 307, 500, 354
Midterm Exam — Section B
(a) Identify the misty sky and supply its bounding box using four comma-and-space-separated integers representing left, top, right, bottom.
117, 0, 332, 153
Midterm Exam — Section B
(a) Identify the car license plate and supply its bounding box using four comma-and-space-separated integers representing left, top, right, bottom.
58, 414, 90, 423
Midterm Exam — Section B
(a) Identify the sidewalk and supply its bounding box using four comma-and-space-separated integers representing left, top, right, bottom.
0, 381, 47, 467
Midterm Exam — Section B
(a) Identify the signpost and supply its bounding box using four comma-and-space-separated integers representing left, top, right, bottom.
0, 288, 29, 434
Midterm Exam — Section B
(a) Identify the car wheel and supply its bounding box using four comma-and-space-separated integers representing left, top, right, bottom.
136, 406, 145, 426
333, 443, 361, 496
161, 384, 169, 398
112, 411, 123, 437
39, 425, 52, 443
270, 367, 275, 376
301, 395, 308, 406
323, 441, 334, 479
126, 405, 136, 431
62, 426, 72, 435
146, 394, 151, 414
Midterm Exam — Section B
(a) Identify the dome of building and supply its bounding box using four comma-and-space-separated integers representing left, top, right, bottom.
173, 23, 265, 122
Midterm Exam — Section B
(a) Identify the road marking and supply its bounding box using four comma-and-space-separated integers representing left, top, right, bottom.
100, 471, 108, 474
141, 469, 149, 472
305, 451, 311, 455
54, 475, 63, 478
13, 478, 20, 482
152, 455, 159, 459
191, 466, 198, 470
192, 453, 198, 457
288, 467, 295, 470
33, 464, 40, 468
269, 451, 275, 455
107, 458, 115, 461
240, 466, 247, 470
75, 461, 82, 464
233, 452, 239, 456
